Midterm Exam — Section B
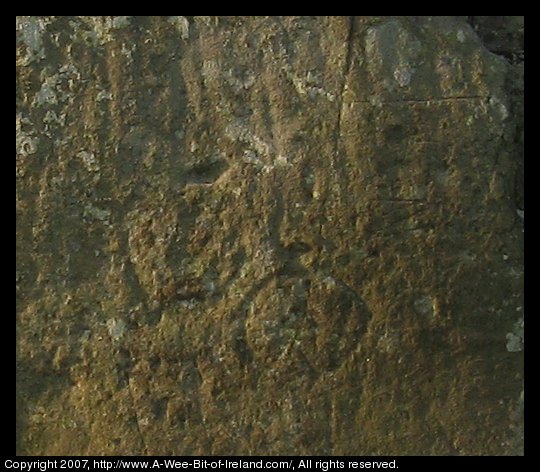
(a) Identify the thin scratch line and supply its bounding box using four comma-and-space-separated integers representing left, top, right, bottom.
127, 375, 149, 455
331, 16, 356, 202
335, 16, 356, 155
348, 95, 487, 105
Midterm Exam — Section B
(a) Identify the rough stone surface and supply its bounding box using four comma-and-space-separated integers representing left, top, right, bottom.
16, 16, 524, 455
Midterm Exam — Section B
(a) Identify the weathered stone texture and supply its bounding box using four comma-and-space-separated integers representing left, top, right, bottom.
16, 16, 523, 455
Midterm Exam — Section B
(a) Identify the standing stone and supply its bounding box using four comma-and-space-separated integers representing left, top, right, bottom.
16, 16, 523, 455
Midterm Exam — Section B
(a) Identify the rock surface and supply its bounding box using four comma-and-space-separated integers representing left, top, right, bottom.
16, 16, 524, 455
